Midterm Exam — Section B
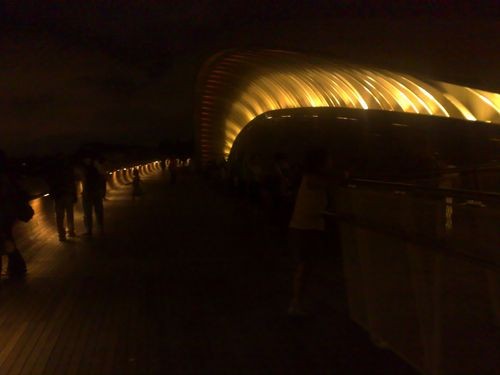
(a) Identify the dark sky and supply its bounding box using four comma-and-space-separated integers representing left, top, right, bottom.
1, 1, 499, 156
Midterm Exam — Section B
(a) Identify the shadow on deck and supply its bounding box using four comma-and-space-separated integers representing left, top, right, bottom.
0, 170, 416, 374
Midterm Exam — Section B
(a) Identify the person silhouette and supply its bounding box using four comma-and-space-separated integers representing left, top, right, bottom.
0, 149, 29, 277
132, 168, 143, 198
46, 155, 77, 241
288, 149, 331, 315
80, 156, 105, 236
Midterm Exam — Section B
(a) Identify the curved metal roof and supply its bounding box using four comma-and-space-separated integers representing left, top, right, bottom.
196, 50, 500, 164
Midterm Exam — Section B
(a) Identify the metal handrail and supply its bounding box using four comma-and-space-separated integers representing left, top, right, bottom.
326, 178, 500, 271
348, 178, 500, 201
324, 210, 498, 272
350, 163, 500, 185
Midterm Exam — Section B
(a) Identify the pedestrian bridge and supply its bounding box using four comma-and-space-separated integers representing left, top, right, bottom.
0, 163, 416, 374
1, 160, 499, 374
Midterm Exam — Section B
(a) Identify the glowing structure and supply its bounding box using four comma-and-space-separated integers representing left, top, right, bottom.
196, 50, 500, 165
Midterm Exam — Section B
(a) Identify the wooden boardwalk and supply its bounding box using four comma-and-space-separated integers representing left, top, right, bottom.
0, 170, 416, 374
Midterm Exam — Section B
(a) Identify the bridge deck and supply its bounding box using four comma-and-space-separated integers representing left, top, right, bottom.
0, 171, 415, 374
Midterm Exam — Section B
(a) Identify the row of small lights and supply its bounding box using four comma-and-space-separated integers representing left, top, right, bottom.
40, 160, 164, 199
40, 159, 191, 199
108, 159, 191, 175
109, 160, 161, 175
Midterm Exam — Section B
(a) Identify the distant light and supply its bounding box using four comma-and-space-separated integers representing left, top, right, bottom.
336, 116, 358, 121
43, 193, 50, 197
392, 123, 409, 127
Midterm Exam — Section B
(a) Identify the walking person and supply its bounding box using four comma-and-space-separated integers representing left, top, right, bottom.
287, 149, 331, 315
0, 150, 31, 277
81, 156, 105, 236
46, 156, 77, 241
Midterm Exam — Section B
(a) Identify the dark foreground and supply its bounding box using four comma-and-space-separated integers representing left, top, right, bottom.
0, 171, 416, 374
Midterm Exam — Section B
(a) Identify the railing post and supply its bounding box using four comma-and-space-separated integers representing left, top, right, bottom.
337, 187, 363, 325
353, 189, 388, 347
405, 192, 444, 375
487, 270, 500, 328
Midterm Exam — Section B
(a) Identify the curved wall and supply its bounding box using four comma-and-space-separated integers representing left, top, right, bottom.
195, 50, 500, 165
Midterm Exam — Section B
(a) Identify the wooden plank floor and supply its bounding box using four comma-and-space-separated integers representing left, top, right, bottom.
0, 170, 416, 375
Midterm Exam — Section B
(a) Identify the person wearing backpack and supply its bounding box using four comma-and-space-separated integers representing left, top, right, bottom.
0, 150, 31, 278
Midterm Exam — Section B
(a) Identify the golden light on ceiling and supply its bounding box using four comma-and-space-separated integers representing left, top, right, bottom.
196, 50, 500, 164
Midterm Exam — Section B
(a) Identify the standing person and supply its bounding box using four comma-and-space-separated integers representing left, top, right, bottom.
288, 149, 331, 315
160, 159, 166, 173
81, 156, 105, 236
131, 168, 143, 198
94, 156, 108, 200
169, 157, 177, 185
46, 156, 77, 241
0, 150, 31, 277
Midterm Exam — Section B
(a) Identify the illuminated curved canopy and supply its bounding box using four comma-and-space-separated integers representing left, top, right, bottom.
196, 50, 500, 164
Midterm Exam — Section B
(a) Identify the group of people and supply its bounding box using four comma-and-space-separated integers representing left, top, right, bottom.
160, 156, 180, 185
221, 149, 347, 316
46, 155, 106, 241
4, 145, 340, 316
227, 153, 300, 210
0, 150, 110, 279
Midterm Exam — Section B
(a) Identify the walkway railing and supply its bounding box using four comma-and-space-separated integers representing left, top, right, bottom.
329, 179, 499, 374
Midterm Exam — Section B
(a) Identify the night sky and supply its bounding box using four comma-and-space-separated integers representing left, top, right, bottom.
1, 1, 499, 156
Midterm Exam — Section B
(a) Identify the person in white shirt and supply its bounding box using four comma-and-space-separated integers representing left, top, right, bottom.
288, 149, 332, 315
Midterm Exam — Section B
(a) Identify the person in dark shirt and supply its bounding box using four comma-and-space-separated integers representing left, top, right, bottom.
80, 156, 106, 236
47, 156, 77, 241
94, 156, 108, 199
